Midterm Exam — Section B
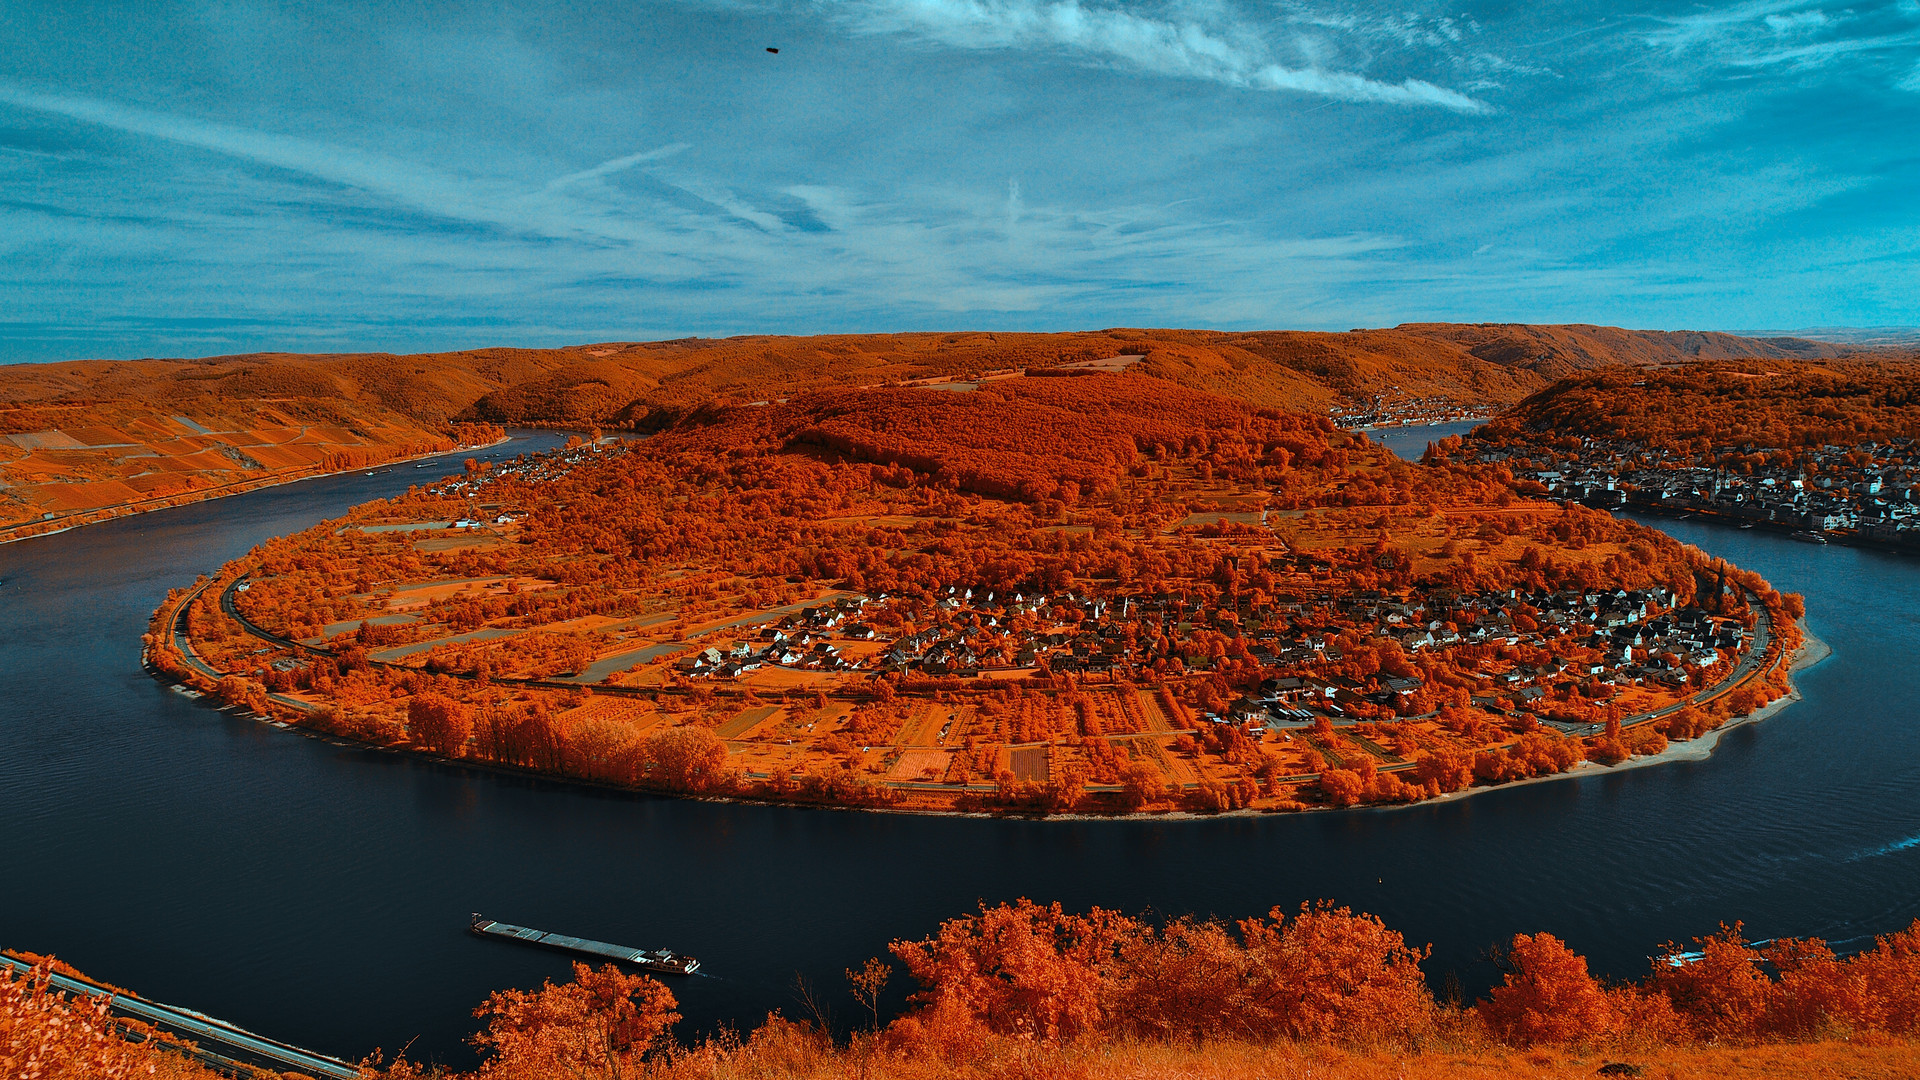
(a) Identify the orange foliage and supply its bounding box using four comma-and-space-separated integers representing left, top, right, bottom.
409, 691, 474, 756
471, 961, 679, 1078
163, 368, 1801, 816
17, 908, 1920, 1080
0, 960, 220, 1080
887, 900, 1431, 1050
1479, 932, 1617, 1044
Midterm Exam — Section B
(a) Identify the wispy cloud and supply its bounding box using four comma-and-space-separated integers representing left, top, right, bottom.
1642, 0, 1920, 74
4, 1, 1916, 362
829, 0, 1489, 111
545, 144, 690, 190
0, 81, 723, 267
0, 79, 1418, 351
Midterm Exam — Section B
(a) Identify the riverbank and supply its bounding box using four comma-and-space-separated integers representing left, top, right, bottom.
1382, 622, 1831, 814
1349, 414, 1491, 432
1613, 501, 1920, 559
0, 435, 512, 548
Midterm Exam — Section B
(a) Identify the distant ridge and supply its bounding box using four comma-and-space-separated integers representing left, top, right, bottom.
0, 325, 1875, 434
0, 323, 1889, 539
1763, 327, 1920, 348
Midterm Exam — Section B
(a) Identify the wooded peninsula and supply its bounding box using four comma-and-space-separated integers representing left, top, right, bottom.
143, 357, 1824, 816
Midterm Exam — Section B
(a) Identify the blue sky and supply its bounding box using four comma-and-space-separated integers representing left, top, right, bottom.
1, 0, 1916, 362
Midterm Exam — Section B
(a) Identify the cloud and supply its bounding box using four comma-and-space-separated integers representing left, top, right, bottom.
1765, 10, 1831, 33
1643, 0, 1813, 51
1902, 59, 1920, 90
1642, 0, 1919, 71
830, 0, 1489, 111
0, 79, 1427, 352
545, 144, 691, 190
0, 81, 731, 262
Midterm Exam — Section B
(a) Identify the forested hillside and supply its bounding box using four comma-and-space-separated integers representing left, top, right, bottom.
3, 324, 1872, 540
1472, 360, 1920, 452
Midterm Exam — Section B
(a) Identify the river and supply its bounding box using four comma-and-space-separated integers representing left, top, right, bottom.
3, 425, 1917, 1068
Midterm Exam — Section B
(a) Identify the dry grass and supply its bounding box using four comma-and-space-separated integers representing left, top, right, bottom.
646, 1033, 1920, 1080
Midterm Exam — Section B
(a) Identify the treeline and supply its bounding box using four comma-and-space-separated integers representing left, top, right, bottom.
14, 902, 1919, 1080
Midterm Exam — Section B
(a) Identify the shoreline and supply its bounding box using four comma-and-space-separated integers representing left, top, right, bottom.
0, 435, 515, 548
1613, 502, 1920, 559
149, 621, 1832, 825
1345, 415, 1491, 434
1285, 620, 1833, 818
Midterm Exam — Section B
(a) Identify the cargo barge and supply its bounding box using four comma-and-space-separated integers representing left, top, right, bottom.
469, 914, 700, 974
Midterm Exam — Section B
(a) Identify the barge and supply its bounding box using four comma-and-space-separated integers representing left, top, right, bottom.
469, 914, 700, 975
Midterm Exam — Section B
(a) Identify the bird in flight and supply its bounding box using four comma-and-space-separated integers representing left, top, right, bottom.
766, 47, 779, 53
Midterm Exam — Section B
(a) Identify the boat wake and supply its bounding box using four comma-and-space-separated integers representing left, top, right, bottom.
1847, 832, 1920, 861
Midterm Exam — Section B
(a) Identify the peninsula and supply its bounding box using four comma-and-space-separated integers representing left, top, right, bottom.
148, 364, 1806, 815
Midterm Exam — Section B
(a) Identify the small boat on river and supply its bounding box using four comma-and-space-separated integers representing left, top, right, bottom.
469, 914, 699, 974
1790, 530, 1830, 544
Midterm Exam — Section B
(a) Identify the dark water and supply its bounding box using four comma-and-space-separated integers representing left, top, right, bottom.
4, 428, 1919, 1069
1365, 419, 1485, 462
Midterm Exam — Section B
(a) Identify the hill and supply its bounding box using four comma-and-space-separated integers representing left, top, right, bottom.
1439, 359, 1920, 549
1470, 359, 1920, 451
0, 325, 1870, 540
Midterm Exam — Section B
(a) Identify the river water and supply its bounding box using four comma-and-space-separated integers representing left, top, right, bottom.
3, 425, 1917, 1068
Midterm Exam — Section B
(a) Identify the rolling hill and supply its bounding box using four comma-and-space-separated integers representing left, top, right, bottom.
0, 324, 1882, 540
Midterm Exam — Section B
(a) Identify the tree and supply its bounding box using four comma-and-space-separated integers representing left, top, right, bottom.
472, 961, 678, 1079
569, 717, 637, 783
1479, 932, 1617, 1044
1413, 747, 1472, 793
1236, 901, 1434, 1040
631, 726, 730, 792
408, 692, 472, 757
0, 959, 210, 1080
1648, 923, 1773, 1040
1119, 763, 1164, 810
889, 899, 1135, 1043
1318, 769, 1364, 807
846, 957, 892, 1031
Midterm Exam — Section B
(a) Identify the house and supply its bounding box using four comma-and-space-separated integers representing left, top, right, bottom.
1381, 675, 1424, 696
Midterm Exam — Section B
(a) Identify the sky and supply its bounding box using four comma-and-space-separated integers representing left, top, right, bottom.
1, 0, 1917, 362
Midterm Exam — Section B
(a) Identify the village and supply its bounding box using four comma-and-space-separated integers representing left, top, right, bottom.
659, 579, 1752, 739
182, 524, 1772, 813
1475, 436, 1920, 545
1330, 388, 1488, 430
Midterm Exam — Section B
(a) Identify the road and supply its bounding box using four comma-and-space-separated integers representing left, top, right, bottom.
1622, 592, 1774, 730
0, 954, 359, 1079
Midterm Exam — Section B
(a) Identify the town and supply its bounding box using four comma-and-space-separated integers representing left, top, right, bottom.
665, 582, 1749, 737
1466, 435, 1920, 545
